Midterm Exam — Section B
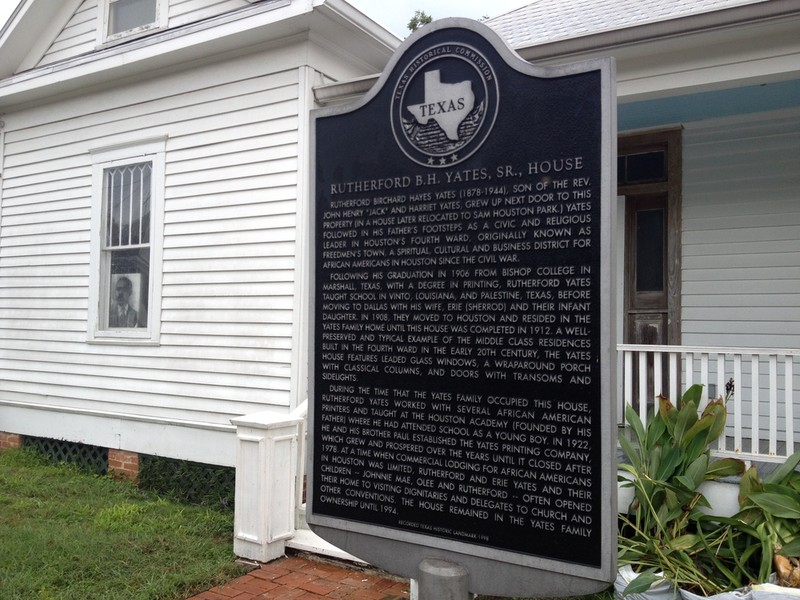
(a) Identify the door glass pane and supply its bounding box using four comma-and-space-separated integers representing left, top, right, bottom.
620, 151, 666, 184
635, 208, 664, 292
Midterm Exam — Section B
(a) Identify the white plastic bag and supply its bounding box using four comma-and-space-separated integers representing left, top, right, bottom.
751, 576, 800, 598
679, 589, 752, 600
677, 573, 800, 599
615, 565, 678, 600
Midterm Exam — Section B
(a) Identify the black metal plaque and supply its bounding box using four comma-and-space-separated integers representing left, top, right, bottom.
309, 19, 615, 593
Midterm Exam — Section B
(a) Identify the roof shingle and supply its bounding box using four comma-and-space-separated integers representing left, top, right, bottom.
486, 0, 771, 48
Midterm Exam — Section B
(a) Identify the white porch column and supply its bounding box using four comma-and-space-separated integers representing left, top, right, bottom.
231, 410, 303, 562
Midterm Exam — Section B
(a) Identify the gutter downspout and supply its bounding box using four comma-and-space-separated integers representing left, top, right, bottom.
313, 73, 378, 106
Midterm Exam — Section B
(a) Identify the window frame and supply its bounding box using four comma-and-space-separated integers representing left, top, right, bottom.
88, 138, 166, 344
97, 0, 166, 46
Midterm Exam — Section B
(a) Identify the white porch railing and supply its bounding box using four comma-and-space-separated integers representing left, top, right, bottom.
618, 344, 799, 463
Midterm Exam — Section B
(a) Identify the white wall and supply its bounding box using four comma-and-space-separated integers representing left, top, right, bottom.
38, 0, 252, 67
681, 108, 800, 443
0, 43, 314, 463
682, 108, 800, 349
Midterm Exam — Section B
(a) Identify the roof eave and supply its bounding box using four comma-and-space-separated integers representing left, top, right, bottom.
0, 0, 398, 111
510, 0, 800, 62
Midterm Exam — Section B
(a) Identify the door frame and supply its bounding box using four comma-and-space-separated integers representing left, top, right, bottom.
618, 128, 682, 346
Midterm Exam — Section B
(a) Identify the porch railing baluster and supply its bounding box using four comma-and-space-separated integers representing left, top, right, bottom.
734, 354, 743, 453
751, 354, 760, 455
786, 356, 795, 455
717, 353, 726, 453
638, 351, 648, 425
618, 344, 799, 463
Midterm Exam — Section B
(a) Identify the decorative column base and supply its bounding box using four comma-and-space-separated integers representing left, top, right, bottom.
231, 410, 303, 562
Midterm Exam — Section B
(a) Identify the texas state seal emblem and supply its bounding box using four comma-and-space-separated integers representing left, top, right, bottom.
391, 42, 498, 168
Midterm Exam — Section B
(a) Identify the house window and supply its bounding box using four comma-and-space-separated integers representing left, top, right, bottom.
89, 139, 165, 343
104, 162, 151, 329
100, 0, 163, 43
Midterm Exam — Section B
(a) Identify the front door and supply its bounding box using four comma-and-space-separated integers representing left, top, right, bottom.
619, 129, 682, 402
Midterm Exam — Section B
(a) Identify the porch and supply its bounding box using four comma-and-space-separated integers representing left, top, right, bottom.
233, 343, 800, 563
619, 344, 798, 463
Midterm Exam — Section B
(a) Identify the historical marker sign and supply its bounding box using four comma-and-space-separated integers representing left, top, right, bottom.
309, 20, 616, 597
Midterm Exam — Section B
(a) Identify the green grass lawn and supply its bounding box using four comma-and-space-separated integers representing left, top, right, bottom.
0, 447, 615, 600
0, 448, 247, 600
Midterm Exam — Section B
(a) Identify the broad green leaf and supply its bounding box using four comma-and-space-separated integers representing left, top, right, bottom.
683, 412, 716, 449
658, 395, 676, 435
655, 445, 682, 481
765, 448, 800, 485
779, 536, 800, 557
675, 474, 698, 493
683, 427, 712, 464
683, 454, 710, 490
674, 400, 698, 446
763, 482, 800, 504
748, 491, 800, 519
656, 500, 672, 528
668, 533, 700, 551
618, 432, 642, 471
701, 398, 728, 442
681, 383, 704, 407
693, 492, 712, 509
664, 488, 681, 512
624, 404, 647, 448
647, 445, 663, 477
623, 572, 664, 596
707, 458, 746, 480
645, 414, 667, 452
739, 467, 763, 506
663, 503, 685, 525
734, 505, 762, 525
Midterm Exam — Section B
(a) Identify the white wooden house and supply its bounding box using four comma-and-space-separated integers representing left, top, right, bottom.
0, 0, 397, 467
1, 0, 798, 563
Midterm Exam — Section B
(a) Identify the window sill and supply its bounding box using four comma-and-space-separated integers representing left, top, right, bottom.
97, 25, 163, 49
87, 337, 161, 347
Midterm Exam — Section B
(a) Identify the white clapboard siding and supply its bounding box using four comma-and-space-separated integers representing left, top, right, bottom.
5, 86, 298, 159
0, 46, 305, 432
1, 337, 293, 365
0, 375, 289, 421
0, 336, 293, 368
681, 109, 800, 433
37, 0, 254, 68
1, 168, 88, 199
8, 45, 302, 133
169, 0, 251, 27
38, 0, 97, 67
0, 358, 289, 397
682, 110, 800, 342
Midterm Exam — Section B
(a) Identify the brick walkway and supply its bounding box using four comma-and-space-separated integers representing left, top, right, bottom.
188, 553, 410, 600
